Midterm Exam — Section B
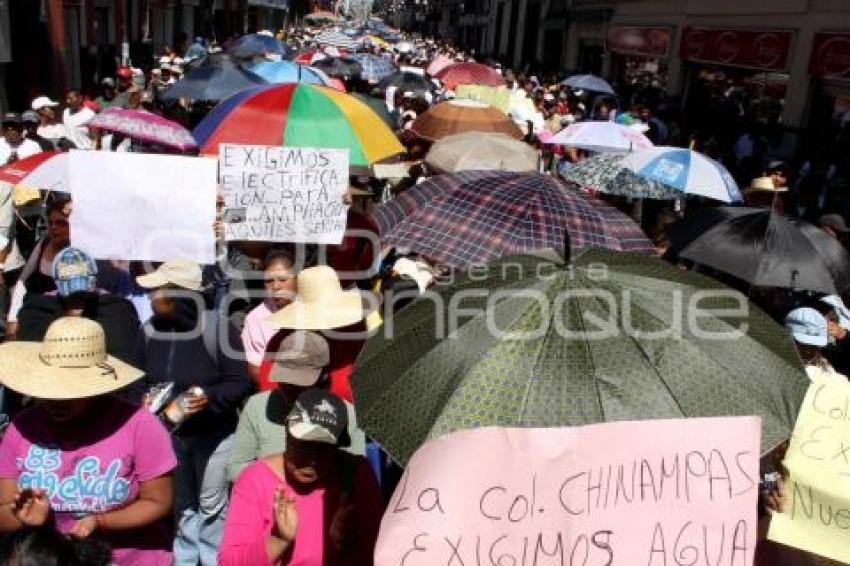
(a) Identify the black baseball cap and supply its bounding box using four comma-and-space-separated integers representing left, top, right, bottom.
2, 112, 22, 126
287, 389, 348, 446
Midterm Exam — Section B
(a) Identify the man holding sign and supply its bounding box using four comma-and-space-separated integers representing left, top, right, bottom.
218, 145, 350, 245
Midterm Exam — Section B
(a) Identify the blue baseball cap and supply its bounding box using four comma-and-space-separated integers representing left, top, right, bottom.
51, 247, 98, 297
784, 308, 828, 347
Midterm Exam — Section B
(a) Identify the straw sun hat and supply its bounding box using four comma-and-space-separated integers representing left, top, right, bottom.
0, 317, 143, 400
266, 265, 377, 331
745, 176, 787, 194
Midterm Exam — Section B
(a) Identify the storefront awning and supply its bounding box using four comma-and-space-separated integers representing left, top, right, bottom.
680, 27, 793, 71
248, 0, 289, 10
607, 26, 672, 58
810, 33, 850, 79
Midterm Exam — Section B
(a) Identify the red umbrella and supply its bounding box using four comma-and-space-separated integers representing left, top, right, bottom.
435, 62, 506, 90
0, 151, 62, 185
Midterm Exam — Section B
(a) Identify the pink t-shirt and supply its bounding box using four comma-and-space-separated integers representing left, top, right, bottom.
242, 300, 281, 367
219, 457, 383, 566
0, 398, 177, 566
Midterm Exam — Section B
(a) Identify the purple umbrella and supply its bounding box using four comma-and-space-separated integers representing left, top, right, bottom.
371, 171, 654, 268
88, 108, 198, 151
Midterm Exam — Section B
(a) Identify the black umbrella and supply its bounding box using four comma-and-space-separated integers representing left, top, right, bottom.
668, 206, 850, 294
376, 71, 434, 95
310, 57, 363, 79
162, 53, 267, 101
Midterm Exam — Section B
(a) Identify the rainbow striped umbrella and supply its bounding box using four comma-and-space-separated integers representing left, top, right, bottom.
194, 83, 404, 167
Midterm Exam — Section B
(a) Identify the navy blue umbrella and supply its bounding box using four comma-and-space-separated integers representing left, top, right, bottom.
162, 53, 267, 101
228, 33, 289, 60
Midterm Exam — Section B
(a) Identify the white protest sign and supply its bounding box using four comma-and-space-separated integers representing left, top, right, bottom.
68, 151, 217, 264
218, 144, 349, 244
376, 417, 761, 566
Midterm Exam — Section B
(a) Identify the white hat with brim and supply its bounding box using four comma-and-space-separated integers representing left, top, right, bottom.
745, 176, 788, 194
266, 265, 377, 331
137, 258, 203, 291
0, 317, 144, 400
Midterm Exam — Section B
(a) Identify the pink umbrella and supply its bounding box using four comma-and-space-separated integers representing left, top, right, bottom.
88, 108, 198, 151
427, 55, 454, 77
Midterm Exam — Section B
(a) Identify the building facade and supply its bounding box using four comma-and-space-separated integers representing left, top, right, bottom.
1, 0, 280, 112
467, 0, 850, 129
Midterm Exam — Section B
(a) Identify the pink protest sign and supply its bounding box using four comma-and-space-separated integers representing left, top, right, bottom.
376, 417, 760, 566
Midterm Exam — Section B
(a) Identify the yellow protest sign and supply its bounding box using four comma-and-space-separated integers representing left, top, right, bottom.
768, 376, 850, 563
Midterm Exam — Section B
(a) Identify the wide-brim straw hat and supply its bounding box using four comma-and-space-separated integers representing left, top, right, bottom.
0, 317, 144, 400
745, 176, 788, 194
137, 258, 203, 291
267, 265, 377, 331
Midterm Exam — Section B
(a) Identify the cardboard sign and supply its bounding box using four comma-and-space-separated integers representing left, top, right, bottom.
68, 151, 217, 264
768, 377, 850, 563
376, 417, 760, 566
218, 144, 349, 244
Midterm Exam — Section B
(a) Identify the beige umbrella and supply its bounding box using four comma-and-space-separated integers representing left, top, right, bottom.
425, 131, 539, 173
411, 100, 523, 142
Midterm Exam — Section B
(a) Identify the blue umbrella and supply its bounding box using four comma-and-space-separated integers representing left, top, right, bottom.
623, 147, 743, 203
350, 54, 396, 83
562, 74, 615, 94
249, 61, 325, 85
162, 53, 268, 101
229, 33, 288, 60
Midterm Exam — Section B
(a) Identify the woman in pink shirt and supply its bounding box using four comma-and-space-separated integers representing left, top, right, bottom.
242, 250, 298, 384
0, 317, 176, 566
219, 389, 383, 565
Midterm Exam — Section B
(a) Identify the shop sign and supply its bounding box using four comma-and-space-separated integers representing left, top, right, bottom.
680, 27, 792, 70
607, 26, 671, 58
810, 32, 850, 78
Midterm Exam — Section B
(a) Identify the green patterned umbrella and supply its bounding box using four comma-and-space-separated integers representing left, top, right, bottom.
352, 248, 808, 465
561, 153, 680, 199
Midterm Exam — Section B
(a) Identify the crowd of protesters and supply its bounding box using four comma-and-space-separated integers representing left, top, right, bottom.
0, 20, 847, 566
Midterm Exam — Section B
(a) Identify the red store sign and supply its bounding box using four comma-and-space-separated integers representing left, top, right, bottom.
607, 26, 672, 58
810, 32, 850, 78
680, 27, 793, 70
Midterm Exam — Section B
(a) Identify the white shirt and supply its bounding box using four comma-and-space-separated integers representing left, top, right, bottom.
62, 107, 95, 150
0, 138, 41, 166
36, 123, 65, 144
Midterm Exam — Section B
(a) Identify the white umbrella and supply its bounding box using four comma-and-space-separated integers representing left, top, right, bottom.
314, 30, 359, 50
622, 146, 743, 203
549, 121, 653, 153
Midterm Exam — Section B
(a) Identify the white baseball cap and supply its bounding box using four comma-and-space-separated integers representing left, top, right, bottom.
31, 96, 59, 111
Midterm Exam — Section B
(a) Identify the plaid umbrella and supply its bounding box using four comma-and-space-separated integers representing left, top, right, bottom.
371, 171, 654, 268
349, 54, 396, 82
561, 154, 680, 199
435, 62, 506, 90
